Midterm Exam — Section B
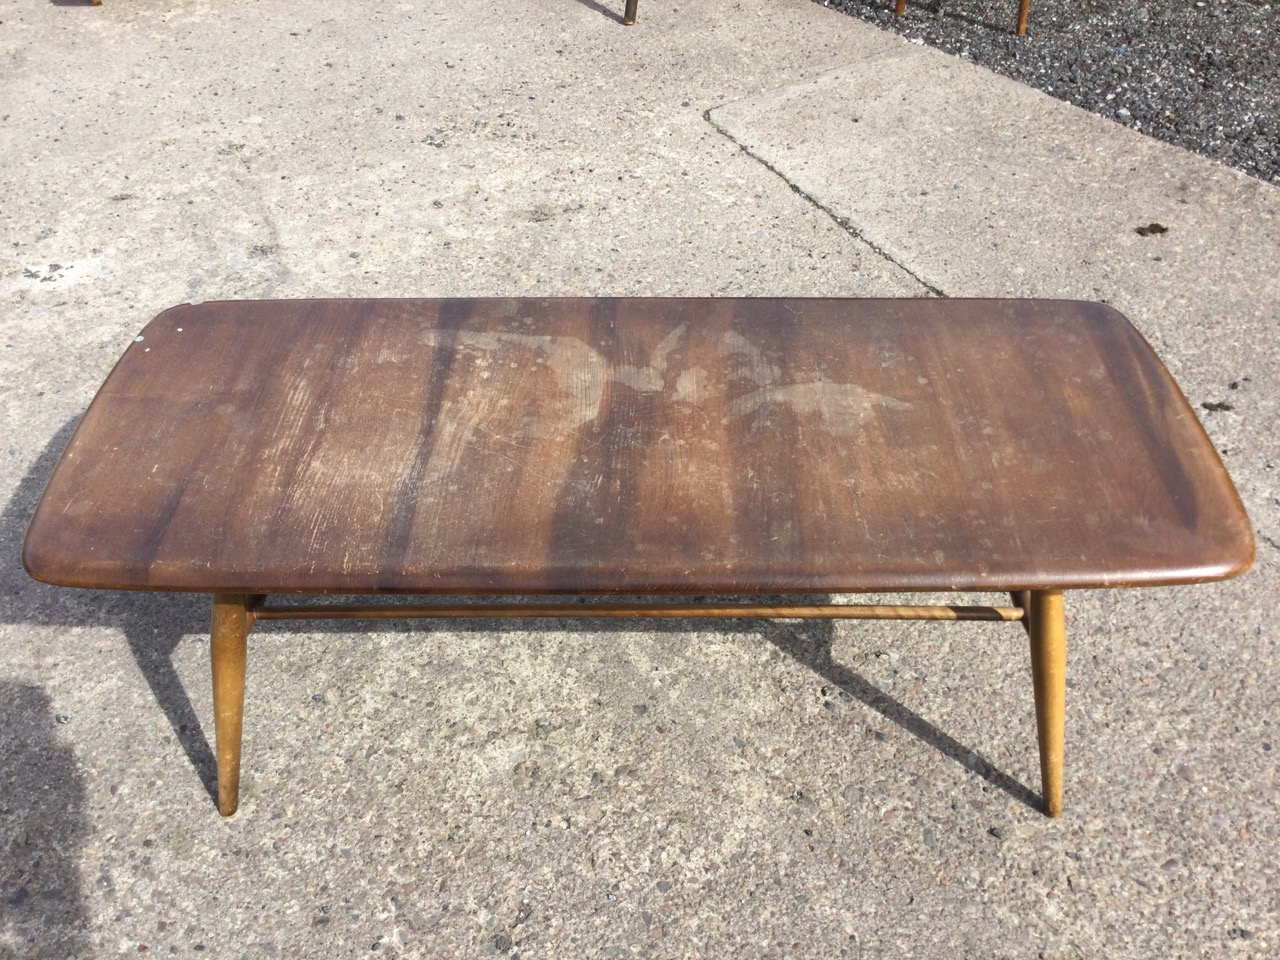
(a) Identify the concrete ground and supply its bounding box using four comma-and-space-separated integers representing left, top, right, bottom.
1, 0, 1275, 956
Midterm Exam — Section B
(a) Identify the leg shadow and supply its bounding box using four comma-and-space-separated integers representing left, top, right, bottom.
758, 616, 1041, 812
569, 0, 626, 24
117, 594, 219, 804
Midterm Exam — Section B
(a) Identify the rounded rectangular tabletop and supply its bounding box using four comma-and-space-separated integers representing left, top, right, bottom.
23, 298, 1254, 594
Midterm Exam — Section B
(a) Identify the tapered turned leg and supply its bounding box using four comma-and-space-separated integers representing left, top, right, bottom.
624, 0, 637, 25
1016, 0, 1031, 35
211, 594, 254, 816
1012, 590, 1032, 635
1028, 589, 1066, 817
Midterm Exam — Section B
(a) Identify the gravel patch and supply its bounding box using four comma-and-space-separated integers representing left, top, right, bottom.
820, 0, 1280, 184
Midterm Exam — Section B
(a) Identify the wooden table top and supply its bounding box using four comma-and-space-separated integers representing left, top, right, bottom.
24, 298, 1253, 594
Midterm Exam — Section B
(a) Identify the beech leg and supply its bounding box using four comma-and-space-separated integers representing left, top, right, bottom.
1028, 589, 1066, 817
1012, 590, 1033, 635
211, 594, 253, 816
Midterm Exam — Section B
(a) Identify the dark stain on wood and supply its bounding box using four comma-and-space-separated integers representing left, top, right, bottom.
23, 298, 1255, 594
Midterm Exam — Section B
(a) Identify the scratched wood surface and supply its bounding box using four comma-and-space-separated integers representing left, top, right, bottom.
23, 298, 1254, 593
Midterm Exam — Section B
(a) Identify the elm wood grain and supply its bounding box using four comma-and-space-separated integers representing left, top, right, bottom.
23, 298, 1254, 595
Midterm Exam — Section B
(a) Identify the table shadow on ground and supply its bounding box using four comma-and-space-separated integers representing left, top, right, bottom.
0, 682, 91, 957
5, 418, 222, 804
5, 417, 1039, 815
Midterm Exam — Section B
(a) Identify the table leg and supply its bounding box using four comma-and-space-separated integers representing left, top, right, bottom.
624, 0, 637, 25
211, 594, 253, 816
1012, 590, 1032, 635
1028, 589, 1066, 817
1016, 0, 1031, 36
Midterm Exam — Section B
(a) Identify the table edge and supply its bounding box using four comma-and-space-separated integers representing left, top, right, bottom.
22, 297, 1257, 597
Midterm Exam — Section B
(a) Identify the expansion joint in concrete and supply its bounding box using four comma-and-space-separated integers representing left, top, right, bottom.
705, 110, 947, 298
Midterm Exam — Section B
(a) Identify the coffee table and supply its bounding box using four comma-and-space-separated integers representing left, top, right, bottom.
23, 298, 1254, 818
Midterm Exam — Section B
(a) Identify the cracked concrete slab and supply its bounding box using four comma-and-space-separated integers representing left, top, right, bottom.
1, 0, 1277, 957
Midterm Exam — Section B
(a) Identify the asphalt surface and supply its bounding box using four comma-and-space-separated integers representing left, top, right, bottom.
825, 0, 1280, 184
